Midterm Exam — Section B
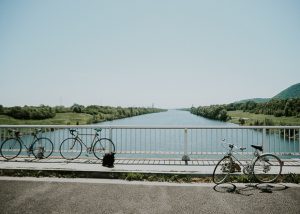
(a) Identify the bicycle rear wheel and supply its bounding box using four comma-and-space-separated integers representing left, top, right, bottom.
253, 154, 282, 183
93, 138, 115, 159
213, 156, 233, 184
59, 138, 82, 160
0, 138, 22, 160
31, 138, 54, 159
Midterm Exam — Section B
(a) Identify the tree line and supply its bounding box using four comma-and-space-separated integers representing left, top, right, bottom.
70, 104, 165, 123
226, 98, 300, 117
0, 104, 165, 121
190, 98, 300, 122
190, 105, 228, 121
0, 105, 56, 120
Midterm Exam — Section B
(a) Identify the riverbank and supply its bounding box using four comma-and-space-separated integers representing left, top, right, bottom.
228, 110, 300, 126
0, 110, 165, 125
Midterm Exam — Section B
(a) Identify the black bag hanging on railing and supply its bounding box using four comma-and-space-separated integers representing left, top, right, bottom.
102, 153, 115, 168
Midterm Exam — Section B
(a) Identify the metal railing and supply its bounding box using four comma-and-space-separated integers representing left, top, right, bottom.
0, 125, 299, 160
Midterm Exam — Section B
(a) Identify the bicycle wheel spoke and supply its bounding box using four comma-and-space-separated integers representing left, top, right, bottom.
0, 138, 22, 160
59, 138, 82, 160
93, 138, 115, 159
253, 154, 282, 183
31, 138, 54, 159
213, 156, 232, 184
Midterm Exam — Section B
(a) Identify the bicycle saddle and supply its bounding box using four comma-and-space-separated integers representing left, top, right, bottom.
251, 145, 263, 151
94, 128, 102, 132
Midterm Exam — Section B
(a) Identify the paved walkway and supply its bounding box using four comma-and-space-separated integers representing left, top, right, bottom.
0, 177, 299, 214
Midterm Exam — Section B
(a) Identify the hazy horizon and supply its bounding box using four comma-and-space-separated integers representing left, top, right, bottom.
1, 0, 299, 109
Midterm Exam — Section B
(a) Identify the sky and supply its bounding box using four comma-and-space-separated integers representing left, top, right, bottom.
0, 0, 299, 109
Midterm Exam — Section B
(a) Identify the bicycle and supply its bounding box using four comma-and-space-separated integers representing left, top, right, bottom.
0, 129, 54, 160
59, 128, 115, 160
212, 139, 283, 184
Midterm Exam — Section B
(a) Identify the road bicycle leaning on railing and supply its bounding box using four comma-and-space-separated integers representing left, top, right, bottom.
59, 128, 115, 160
0, 129, 54, 160
212, 139, 283, 184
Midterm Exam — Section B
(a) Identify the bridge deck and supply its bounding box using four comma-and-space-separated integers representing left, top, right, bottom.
1, 157, 300, 166
0, 157, 299, 178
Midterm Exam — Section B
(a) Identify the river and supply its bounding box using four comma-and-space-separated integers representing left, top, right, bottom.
98, 109, 236, 126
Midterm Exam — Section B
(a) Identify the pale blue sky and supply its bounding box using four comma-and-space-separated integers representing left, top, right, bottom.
0, 0, 299, 108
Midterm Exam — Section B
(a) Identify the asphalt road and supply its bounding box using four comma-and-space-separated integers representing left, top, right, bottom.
0, 178, 299, 214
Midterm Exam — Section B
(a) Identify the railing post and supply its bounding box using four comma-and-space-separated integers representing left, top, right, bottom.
262, 128, 268, 153
182, 128, 190, 164
109, 128, 113, 153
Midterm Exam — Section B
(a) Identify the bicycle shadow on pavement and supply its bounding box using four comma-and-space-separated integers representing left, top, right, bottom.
213, 183, 289, 196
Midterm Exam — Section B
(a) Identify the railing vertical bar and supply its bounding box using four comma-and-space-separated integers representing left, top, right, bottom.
289, 129, 291, 153
120, 129, 122, 154
268, 128, 271, 153
197, 129, 199, 155
274, 128, 276, 154
205, 129, 208, 155
299, 128, 300, 154
154, 128, 156, 155
210, 128, 212, 154
293, 129, 296, 155
215, 129, 217, 154
284, 129, 286, 154
134, 128, 136, 154
278, 129, 281, 155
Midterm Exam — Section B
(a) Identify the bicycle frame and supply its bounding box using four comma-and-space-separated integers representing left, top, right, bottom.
12, 133, 41, 152
225, 146, 261, 174
71, 132, 101, 151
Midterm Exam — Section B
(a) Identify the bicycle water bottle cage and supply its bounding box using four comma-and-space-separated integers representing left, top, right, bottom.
251, 145, 263, 152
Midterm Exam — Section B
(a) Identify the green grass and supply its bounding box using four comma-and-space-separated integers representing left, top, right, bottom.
228, 110, 300, 126
0, 113, 94, 125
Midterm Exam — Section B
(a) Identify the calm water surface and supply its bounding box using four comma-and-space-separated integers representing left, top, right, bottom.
98, 109, 236, 126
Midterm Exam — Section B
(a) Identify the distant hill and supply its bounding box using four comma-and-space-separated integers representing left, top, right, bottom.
234, 83, 300, 104
272, 83, 300, 99
234, 98, 270, 104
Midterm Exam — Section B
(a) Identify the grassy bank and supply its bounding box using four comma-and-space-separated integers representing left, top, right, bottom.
0, 105, 166, 125
228, 110, 300, 126
0, 170, 299, 183
0, 113, 94, 125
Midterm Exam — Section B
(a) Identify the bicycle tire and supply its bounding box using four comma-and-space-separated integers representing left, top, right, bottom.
253, 154, 282, 183
213, 156, 233, 184
31, 137, 54, 159
0, 138, 22, 160
59, 138, 82, 160
93, 138, 115, 159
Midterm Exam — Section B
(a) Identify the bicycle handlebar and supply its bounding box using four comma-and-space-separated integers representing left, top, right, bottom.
8, 129, 21, 137
69, 129, 78, 136
221, 139, 246, 151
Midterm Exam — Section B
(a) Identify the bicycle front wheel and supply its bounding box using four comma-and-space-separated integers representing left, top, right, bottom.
253, 154, 282, 183
31, 138, 54, 159
213, 156, 233, 184
59, 138, 82, 160
93, 138, 115, 159
0, 138, 22, 160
